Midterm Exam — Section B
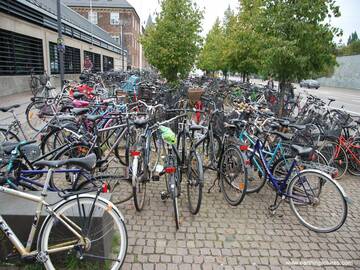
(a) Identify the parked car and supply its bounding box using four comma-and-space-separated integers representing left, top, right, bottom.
300, 79, 320, 89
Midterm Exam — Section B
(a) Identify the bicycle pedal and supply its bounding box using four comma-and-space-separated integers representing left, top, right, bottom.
160, 191, 169, 201
152, 175, 160, 181
36, 251, 48, 263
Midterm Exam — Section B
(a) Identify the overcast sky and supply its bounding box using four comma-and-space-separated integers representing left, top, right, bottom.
127, 0, 359, 42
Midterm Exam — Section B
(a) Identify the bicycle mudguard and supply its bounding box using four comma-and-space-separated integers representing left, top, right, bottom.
287, 169, 349, 201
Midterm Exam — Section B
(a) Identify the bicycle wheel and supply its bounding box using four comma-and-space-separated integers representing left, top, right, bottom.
40, 195, 128, 269
78, 174, 133, 205
0, 128, 19, 143
147, 131, 162, 172
176, 131, 191, 165
288, 170, 347, 233
319, 141, 348, 179
132, 155, 146, 211
219, 145, 247, 206
196, 133, 221, 169
168, 173, 180, 230
348, 138, 360, 176
26, 100, 53, 132
246, 153, 266, 193
50, 143, 91, 190
186, 151, 204, 215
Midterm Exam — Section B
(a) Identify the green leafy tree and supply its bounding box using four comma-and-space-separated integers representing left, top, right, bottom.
197, 18, 226, 75
254, 0, 341, 115
225, 0, 263, 82
140, 0, 203, 82
347, 31, 359, 45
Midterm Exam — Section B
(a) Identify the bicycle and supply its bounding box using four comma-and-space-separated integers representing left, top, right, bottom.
244, 136, 348, 233
0, 154, 128, 269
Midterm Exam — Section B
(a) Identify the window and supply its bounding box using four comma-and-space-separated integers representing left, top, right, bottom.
84, 51, 101, 72
49, 42, 81, 74
88, 11, 98, 24
111, 35, 120, 45
103, 55, 114, 72
0, 28, 44, 76
110, 12, 119, 25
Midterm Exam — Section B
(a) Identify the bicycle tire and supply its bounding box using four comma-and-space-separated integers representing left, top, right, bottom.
246, 153, 267, 193
39, 195, 128, 269
288, 169, 347, 233
132, 156, 146, 211
25, 100, 53, 132
77, 174, 133, 204
347, 138, 360, 176
186, 151, 204, 215
219, 145, 248, 206
319, 141, 348, 179
0, 127, 20, 143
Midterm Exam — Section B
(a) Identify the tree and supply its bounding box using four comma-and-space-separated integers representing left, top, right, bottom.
140, 0, 203, 82
347, 31, 359, 45
225, 0, 263, 82
197, 18, 226, 75
254, 0, 341, 115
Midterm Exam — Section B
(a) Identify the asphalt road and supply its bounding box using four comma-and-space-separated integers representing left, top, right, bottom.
248, 78, 360, 115
294, 84, 360, 115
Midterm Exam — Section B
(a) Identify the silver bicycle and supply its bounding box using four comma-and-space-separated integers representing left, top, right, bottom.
0, 154, 127, 269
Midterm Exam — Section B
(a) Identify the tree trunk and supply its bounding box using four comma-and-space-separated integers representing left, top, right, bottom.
278, 80, 292, 117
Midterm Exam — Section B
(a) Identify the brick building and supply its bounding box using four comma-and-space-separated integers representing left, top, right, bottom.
64, 0, 142, 70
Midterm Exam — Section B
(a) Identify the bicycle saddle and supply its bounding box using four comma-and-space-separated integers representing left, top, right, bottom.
0, 104, 20, 112
291, 144, 314, 159
33, 153, 96, 171
73, 92, 86, 99
289, 124, 307, 130
189, 124, 206, 131
133, 118, 149, 128
1, 142, 19, 155
86, 114, 103, 122
71, 108, 90, 115
270, 131, 293, 141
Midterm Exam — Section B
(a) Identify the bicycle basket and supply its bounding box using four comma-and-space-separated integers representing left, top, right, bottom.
21, 144, 41, 161
166, 110, 179, 134
188, 87, 205, 106
212, 112, 225, 136
322, 128, 342, 140
39, 74, 49, 86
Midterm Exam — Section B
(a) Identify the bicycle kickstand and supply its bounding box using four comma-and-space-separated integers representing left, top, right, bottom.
207, 172, 221, 193
268, 193, 283, 215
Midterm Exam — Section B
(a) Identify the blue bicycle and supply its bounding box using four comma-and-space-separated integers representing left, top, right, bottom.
244, 137, 348, 233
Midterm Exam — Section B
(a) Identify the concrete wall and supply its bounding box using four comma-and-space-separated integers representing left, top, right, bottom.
317, 55, 360, 90
0, 12, 127, 97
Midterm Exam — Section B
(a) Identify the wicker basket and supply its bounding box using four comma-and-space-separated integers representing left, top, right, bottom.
116, 90, 128, 104
188, 87, 205, 106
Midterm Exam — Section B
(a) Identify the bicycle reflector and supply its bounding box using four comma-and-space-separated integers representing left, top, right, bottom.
239, 145, 249, 151
130, 151, 141, 157
164, 167, 176, 174
102, 183, 109, 193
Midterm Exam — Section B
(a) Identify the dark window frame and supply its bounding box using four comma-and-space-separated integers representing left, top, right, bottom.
0, 28, 44, 76
103, 55, 114, 72
49, 42, 81, 74
84, 50, 101, 72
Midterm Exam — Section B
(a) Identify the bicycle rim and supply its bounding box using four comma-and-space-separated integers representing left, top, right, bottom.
186, 151, 203, 215
220, 145, 247, 206
288, 170, 347, 233
40, 196, 127, 270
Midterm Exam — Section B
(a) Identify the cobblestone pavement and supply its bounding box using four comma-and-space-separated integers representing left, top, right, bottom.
120, 172, 360, 270
1, 92, 359, 269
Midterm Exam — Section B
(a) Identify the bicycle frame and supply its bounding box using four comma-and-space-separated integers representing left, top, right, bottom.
338, 135, 360, 164
248, 139, 299, 196
0, 169, 86, 257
